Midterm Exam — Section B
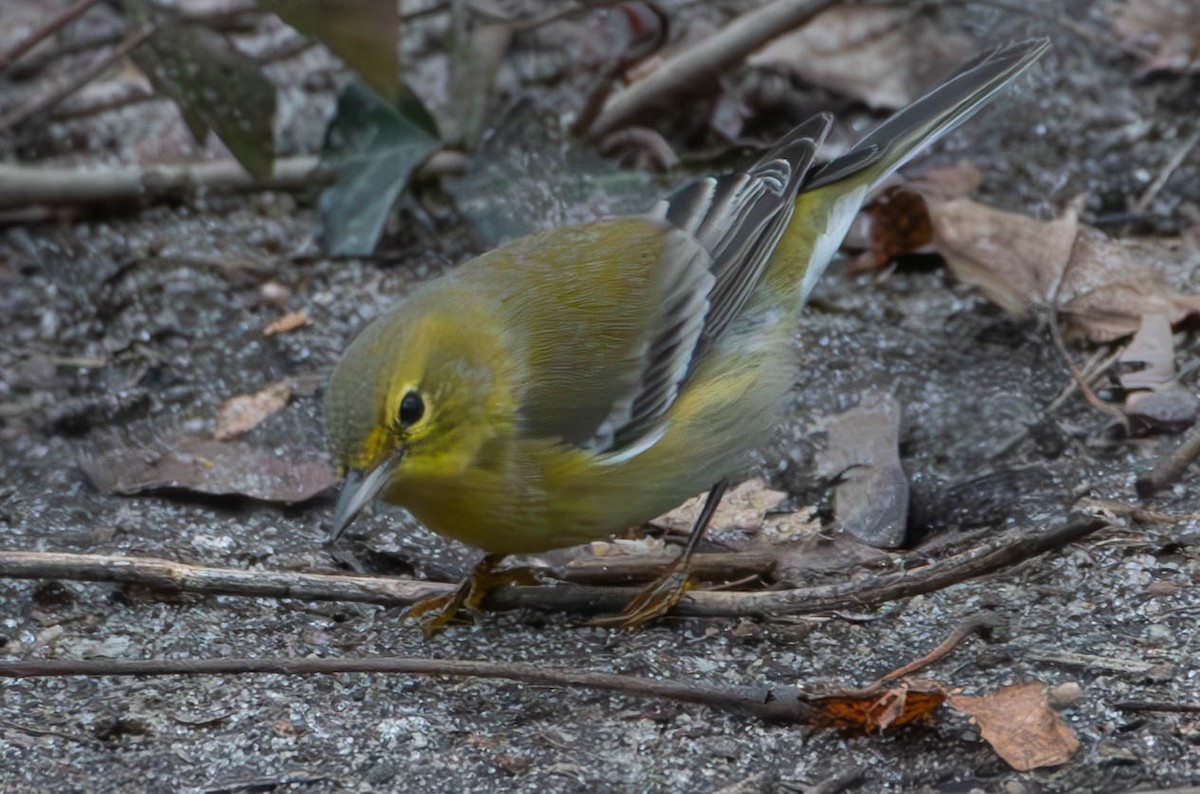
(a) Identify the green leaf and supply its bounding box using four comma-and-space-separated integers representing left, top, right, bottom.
131, 23, 277, 178
319, 82, 441, 256
260, 0, 400, 101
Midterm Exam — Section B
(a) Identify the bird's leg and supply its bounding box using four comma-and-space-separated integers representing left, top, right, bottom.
597, 478, 729, 628
404, 553, 539, 637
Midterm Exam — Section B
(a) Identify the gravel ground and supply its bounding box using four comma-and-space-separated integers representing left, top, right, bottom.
2, 1, 1199, 791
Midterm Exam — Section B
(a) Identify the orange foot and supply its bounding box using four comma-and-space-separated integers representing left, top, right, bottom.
593, 478, 727, 629
404, 554, 539, 637
591, 557, 696, 629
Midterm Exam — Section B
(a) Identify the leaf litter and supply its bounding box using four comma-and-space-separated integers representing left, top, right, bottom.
1116, 313, 1199, 432
748, 5, 973, 110
855, 172, 1200, 343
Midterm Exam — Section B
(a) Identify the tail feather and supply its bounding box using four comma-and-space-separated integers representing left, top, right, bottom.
805, 38, 1051, 191
770, 38, 1051, 304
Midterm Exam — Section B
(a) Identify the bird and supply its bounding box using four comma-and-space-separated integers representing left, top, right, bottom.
324, 38, 1051, 633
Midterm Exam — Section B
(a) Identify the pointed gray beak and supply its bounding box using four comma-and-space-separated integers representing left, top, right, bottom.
327, 452, 401, 544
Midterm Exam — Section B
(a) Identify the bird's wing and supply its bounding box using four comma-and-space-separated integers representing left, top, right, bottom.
598, 114, 831, 453
471, 118, 829, 456
653, 113, 831, 353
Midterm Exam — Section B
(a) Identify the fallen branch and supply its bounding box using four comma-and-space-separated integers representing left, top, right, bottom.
0, 0, 102, 74
0, 618, 990, 729
663, 516, 1106, 618
0, 150, 468, 210
0, 156, 325, 208
0, 517, 1107, 618
1114, 700, 1200, 714
1136, 418, 1200, 498
1133, 128, 1200, 215
583, 0, 841, 138
0, 24, 159, 130
0, 654, 817, 723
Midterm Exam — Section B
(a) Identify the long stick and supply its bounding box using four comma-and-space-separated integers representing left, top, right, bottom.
0, 517, 1107, 617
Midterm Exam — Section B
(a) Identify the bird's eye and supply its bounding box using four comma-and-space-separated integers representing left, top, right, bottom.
398, 390, 425, 427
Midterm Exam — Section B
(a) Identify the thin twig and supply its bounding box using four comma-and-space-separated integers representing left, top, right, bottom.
7, 30, 122, 80
1136, 419, 1200, 498
1133, 128, 1200, 215
1114, 700, 1200, 714
0, 517, 1108, 618
0, 0, 102, 73
1044, 346, 1124, 416
793, 765, 867, 794
583, 0, 841, 137
672, 516, 1105, 618
0, 618, 993, 729
8, 9, 260, 80
1077, 498, 1200, 525
0, 150, 468, 210
1046, 309, 1126, 421
1023, 649, 1166, 676
0, 654, 821, 724
0, 156, 327, 209
876, 617, 997, 684
0, 24, 159, 131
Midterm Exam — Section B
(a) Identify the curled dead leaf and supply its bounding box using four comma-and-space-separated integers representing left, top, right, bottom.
928, 198, 1200, 342
1108, 0, 1200, 75
651, 478, 788, 537
749, 6, 972, 109
851, 162, 982, 271
816, 391, 908, 549
948, 681, 1081, 771
214, 380, 294, 441
1117, 314, 1198, 432
809, 679, 947, 734
263, 309, 309, 336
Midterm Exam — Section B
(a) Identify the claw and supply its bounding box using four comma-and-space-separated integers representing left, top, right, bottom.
591, 565, 695, 628
593, 478, 729, 629
402, 554, 539, 637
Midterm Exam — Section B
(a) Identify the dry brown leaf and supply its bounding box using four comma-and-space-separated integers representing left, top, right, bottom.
930, 197, 1080, 316
854, 184, 936, 271
1108, 0, 1200, 75
650, 477, 789, 536
948, 682, 1081, 771
1117, 314, 1198, 431
81, 436, 336, 505
749, 6, 972, 109
851, 163, 982, 271
816, 391, 908, 548
263, 309, 309, 336
929, 198, 1200, 342
214, 380, 294, 441
1057, 229, 1200, 342
810, 679, 947, 733
1120, 314, 1177, 389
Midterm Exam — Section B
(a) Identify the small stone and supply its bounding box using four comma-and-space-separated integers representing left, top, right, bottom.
364, 763, 397, 785
1145, 580, 1182, 598
1047, 681, 1084, 708
1145, 623, 1173, 647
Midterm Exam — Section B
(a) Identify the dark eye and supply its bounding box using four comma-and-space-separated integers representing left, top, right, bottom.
398, 391, 425, 427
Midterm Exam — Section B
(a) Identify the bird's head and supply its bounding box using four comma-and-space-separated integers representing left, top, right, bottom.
323, 291, 516, 542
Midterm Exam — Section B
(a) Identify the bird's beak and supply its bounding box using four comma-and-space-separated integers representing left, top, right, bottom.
328, 451, 402, 544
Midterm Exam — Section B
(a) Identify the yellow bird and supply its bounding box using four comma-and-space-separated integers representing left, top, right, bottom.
325, 39, 1050, 631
